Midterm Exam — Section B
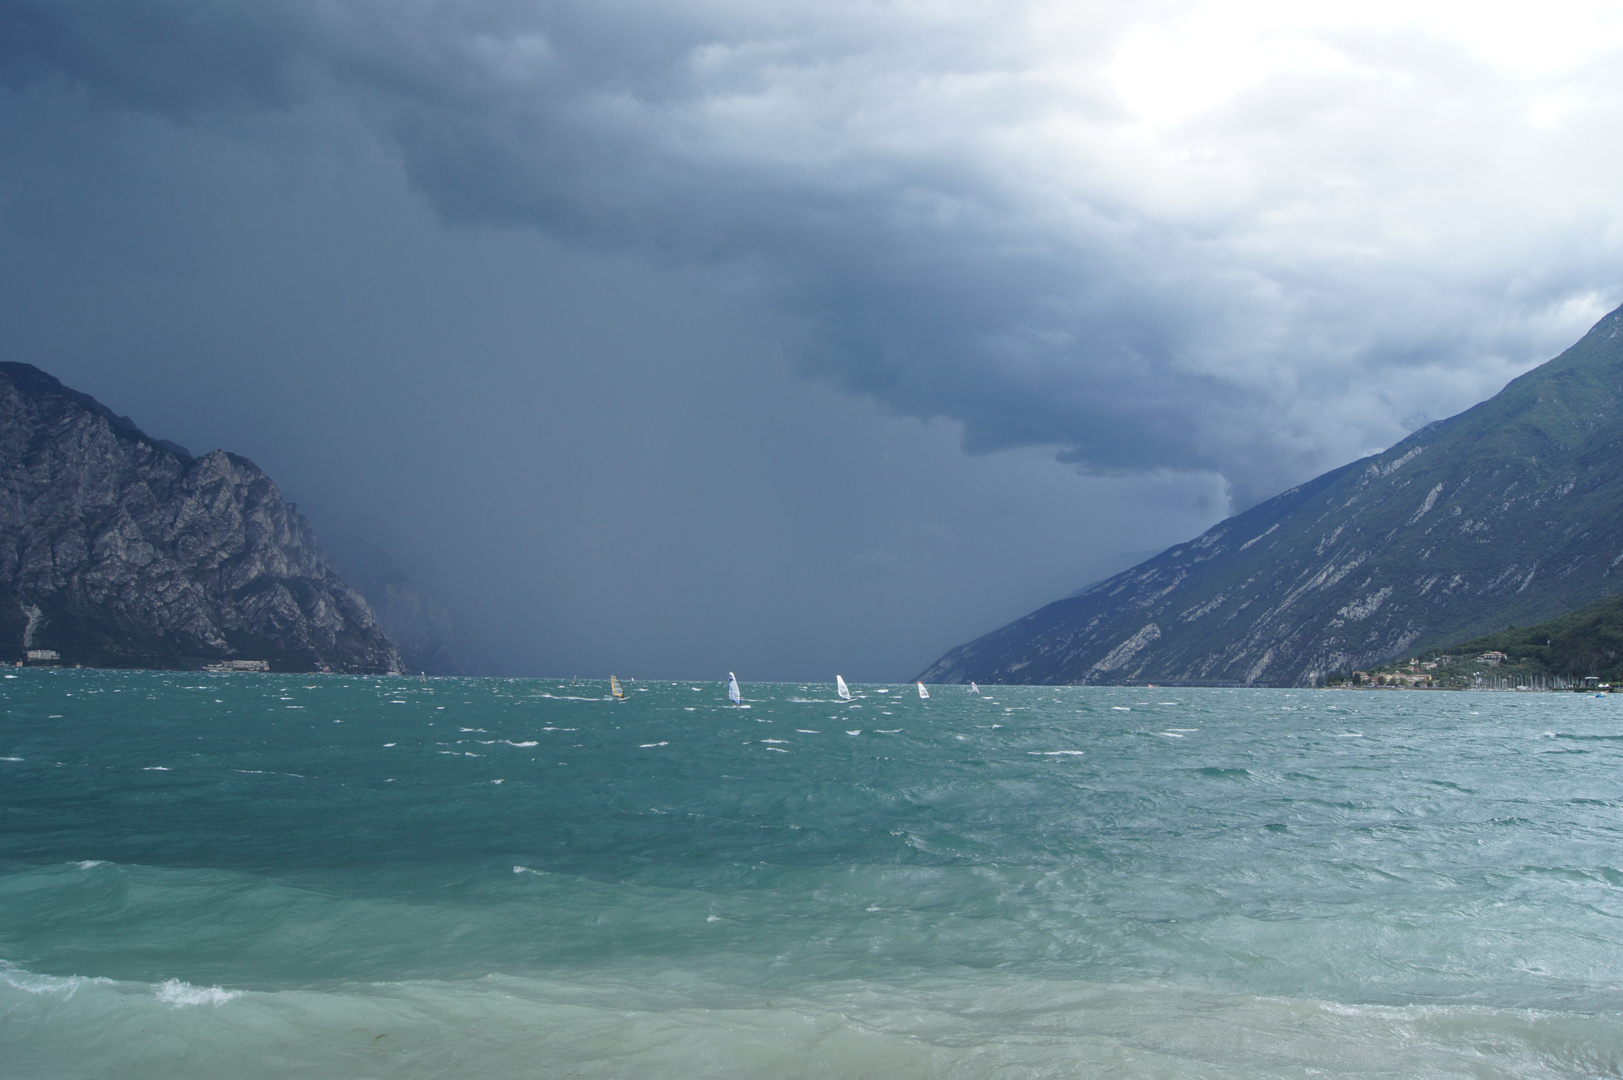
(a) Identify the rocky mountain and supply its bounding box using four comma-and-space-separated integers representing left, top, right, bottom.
318, 533, 471, 676
0, 362, 402, 673
921, 302, 1623, 686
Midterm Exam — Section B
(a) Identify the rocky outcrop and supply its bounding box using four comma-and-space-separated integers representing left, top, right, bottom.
0, 362, 402, 673
921, 302, 1623, 686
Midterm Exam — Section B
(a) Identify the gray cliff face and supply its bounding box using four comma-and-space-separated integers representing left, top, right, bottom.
922, 303, 1623, 687
0, 363, 403, 673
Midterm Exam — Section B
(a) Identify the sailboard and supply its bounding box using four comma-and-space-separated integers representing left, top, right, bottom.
836, 675, 852, 701
610, 675, 626, 700
728, 672, 743, 705
917, 681, 930, 699
970, 681, 979, 694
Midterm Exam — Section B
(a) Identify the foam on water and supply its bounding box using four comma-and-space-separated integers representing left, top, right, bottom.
2, 671, 1622, 1078
154, 977, 242, 1007
2, 956, 1618, 1079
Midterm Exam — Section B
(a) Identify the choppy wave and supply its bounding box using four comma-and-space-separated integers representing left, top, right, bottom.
4, 672, 1623, 1076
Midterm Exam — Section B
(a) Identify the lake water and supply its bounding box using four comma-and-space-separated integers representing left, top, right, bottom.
2, 670, 1621, 1078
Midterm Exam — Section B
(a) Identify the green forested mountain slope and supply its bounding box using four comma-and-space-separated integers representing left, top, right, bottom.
1384, 593, 1623, 686
921, 303, 1623, 686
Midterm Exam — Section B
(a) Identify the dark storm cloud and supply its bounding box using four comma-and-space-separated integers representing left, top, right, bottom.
11, 0, 1619, 507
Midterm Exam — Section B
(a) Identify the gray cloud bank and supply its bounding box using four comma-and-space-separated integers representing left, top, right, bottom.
1, 1, 1620, 678
7, 0, 1619, 503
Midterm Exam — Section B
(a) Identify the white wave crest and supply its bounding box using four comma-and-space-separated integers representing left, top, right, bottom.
155, 979, 241, 1008
1, 961, 113, 999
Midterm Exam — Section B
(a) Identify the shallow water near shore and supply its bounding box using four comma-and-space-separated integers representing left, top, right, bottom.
3, 670, 1622, 1078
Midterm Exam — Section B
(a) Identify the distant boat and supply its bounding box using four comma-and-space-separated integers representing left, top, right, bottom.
610, 675, 626, 700
969, 682, 979, 694
728, 672, 743, 706
917, 681, 930, 699
836, 675, 852, 701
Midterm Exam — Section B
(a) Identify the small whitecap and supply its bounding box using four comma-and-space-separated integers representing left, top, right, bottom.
505, 740, 538, 747
639, 741, 670, 748
796, 729, 821, 734
491, 779, 504, 784
846, 730, 862, 736
707, 915, 721, 922
1028, 750, 1085, 756
142, 766, 171, 771
0, 756, 22, 762
77, 860, 105, 869
1112, 706, 1131, 711
1, 965, 110, 998
155, 979, 241, 1008
383, 742, 396, 747
1160, 732, 1184, 738
765, 746, 789, 753
760, 738, 789, 744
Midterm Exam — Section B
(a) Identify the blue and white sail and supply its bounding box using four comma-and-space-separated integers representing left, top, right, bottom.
916, 681, 930, 699
836, 675, 852, 701
728, 672, 742, 705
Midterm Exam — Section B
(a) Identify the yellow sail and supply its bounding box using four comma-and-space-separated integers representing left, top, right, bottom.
610, 675, 625, 699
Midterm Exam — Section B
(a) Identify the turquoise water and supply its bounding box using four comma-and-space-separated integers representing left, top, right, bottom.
3, 670, 1622, 1078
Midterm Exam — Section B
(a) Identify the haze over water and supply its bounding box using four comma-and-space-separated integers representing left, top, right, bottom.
3, 670, 1621, 1078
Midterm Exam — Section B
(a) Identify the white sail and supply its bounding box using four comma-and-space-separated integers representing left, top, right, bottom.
970, 682, 979, 694
836, 675, 852, 701
610, 675, 625, 699
728, 672, 742, 705
917, 681, 930, 699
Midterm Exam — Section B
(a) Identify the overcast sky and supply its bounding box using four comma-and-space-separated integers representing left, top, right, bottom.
2, 0, 1621, 680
